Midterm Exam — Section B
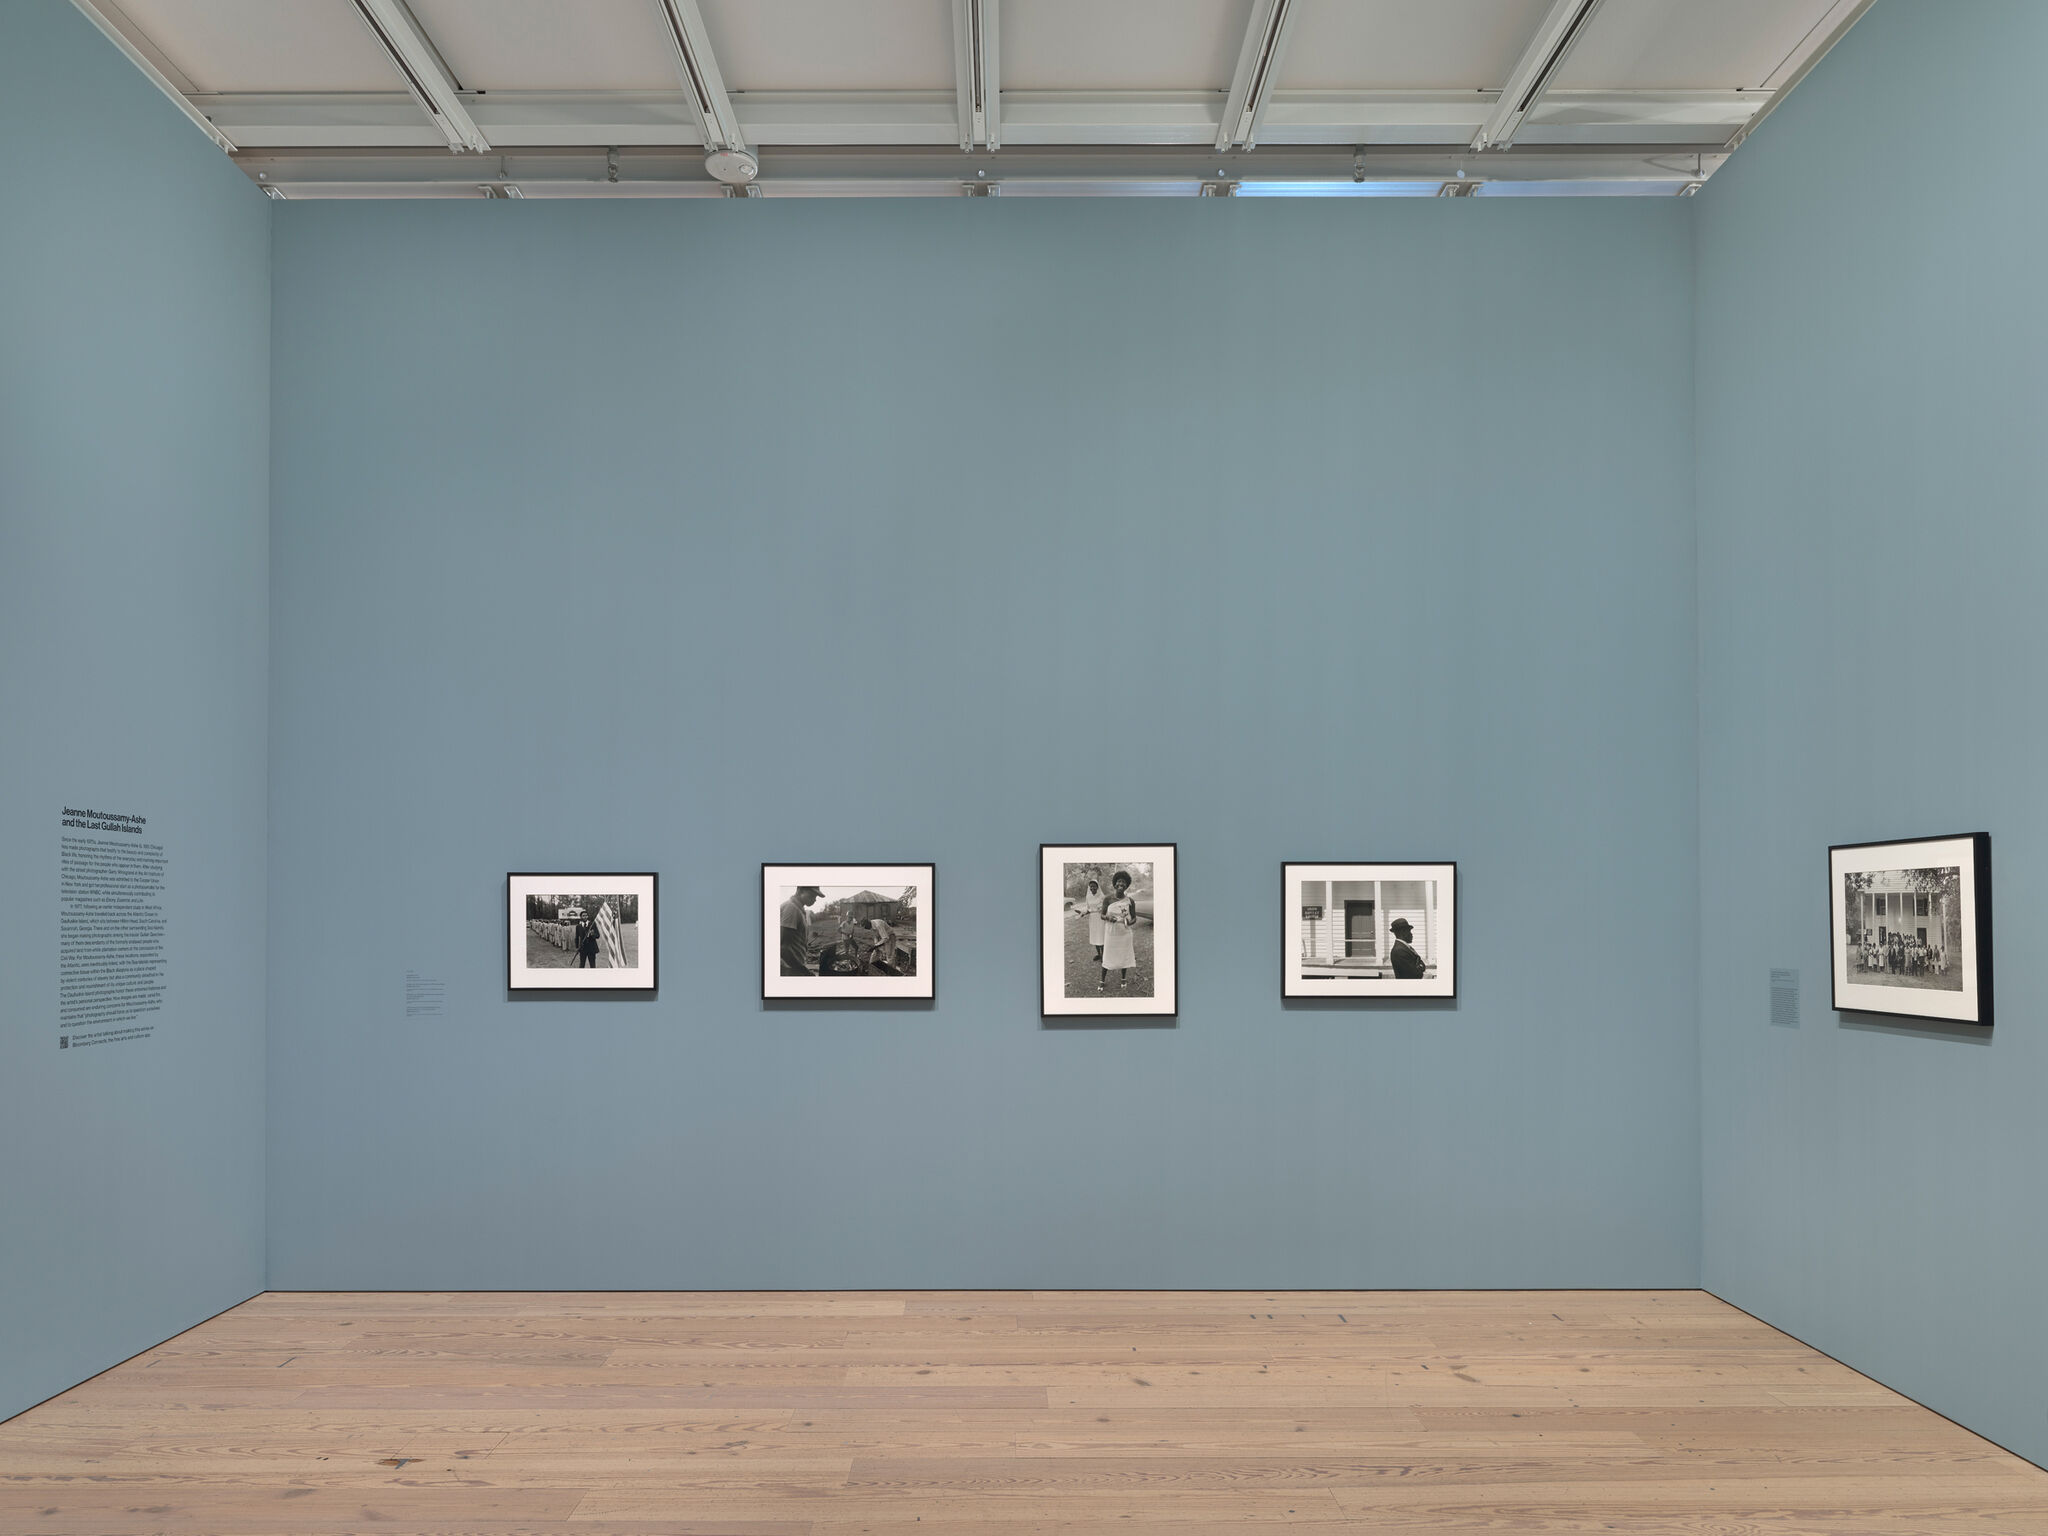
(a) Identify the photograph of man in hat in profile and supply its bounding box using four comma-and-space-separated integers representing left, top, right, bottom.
779, 885, 822, 976
1285, 864, 1452, 999
1387, 916, 1426, 980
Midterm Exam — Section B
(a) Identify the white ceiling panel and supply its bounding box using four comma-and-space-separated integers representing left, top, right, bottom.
106, 0, 404, 93
697, 0, 954, 92
80, 0, 1876, 195
407, 0, 678, 92
1003, 0, 1249, 91
1279, 0, 1553, 91
1556, 0, 1851, 90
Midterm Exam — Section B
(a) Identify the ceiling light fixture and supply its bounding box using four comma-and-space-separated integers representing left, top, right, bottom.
652, 0, 759, 186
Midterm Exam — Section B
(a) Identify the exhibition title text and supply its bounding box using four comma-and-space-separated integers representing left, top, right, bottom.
62, 807, 147, 834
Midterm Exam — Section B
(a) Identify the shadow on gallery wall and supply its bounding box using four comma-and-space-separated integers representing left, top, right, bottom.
1041, 1017, 1177, 1031
1836, 1011, 1991, 1047
1280, 997, 1460, 1015
762, 998, 937, 1014
506, 990, 661, 1005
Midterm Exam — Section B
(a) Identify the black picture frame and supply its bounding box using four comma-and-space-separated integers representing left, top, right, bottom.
1827, 833, 1991, 1027
1280, 861, 1459, 1000
761, 863, 936, 1001
1040, 843, 1179, 1018
506, 872, 658, 994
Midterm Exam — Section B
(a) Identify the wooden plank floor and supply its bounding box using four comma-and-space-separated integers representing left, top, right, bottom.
3, 1290, 2045, 1535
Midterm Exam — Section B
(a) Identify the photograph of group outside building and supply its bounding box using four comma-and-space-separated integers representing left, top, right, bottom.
505, 872, 657, 991
1842, 869, 1962, 991
1283, 863, 1456, 998
761, 865, 933, 999
1829, 834, 1990, 1026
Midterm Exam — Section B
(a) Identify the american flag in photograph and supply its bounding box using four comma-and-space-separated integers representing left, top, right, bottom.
596, 900, 627, 968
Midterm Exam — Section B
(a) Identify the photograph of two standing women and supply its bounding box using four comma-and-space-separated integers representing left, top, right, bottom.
1063, 863, 1155, 997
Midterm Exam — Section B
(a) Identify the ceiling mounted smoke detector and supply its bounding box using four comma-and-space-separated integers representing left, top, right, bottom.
705, 147, 759, 186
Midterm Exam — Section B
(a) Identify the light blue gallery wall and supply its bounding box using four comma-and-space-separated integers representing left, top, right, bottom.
266, 196, 1702, 1290
1696, 1, 2048, 1469
0, 1, 270, 1419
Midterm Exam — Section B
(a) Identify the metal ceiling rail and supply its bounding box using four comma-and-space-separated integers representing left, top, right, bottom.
652, 0, 756, 185
346, 0, 488, 153
951, 0, 1000, 151
62, 0, 1871, 199
1472, 0, 1608, 151
67, 0, 235, 152
1726, 0, 1879, 151
236, 141, 1730, 199
1216, 0, 1301, 152
194, 88, 1764, 152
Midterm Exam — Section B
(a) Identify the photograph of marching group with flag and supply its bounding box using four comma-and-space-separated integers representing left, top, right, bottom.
506, 872, 657, 991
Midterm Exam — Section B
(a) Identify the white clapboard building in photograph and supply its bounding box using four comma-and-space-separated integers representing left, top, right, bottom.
1848, 873, 1956, 956
1299, 878, 1439, 978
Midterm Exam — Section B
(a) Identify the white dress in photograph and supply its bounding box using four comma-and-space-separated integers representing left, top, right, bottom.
1101, 894, 1138, 971
1079, 886, 1107, 947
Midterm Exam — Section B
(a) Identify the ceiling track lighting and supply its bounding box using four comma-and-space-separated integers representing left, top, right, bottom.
76, 0, 1872, 199
348, 0, 488, 153
1217, 0, 1299, 152
951, 0, 1000, 151
1471, 0, 1607, 152
652, 0, 759, 186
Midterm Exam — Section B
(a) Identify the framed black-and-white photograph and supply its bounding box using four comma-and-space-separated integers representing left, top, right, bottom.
506, 873, 656, 992
1830, 834, 1991, 1026
1041, 845, 1177, 1017
1283, 862, 1456, 999
762, 864, 933, 1000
